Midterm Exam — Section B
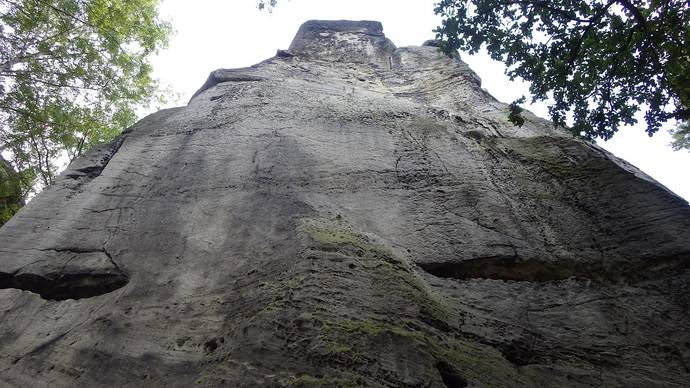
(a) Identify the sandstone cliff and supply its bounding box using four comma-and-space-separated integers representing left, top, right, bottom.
1, 20, 689, 387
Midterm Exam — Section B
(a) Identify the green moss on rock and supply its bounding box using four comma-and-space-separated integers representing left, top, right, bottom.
245, 217, 524, 386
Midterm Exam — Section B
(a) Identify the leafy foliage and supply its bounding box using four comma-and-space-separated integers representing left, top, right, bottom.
434, 0, 690, 142
0, 154, 30, 226
508, 96, 526, 127
257, 0, 277, 12
0, 0, 171, 197
670, 121, 690, 151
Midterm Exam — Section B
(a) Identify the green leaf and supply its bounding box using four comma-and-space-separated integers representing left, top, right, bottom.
0, 0, 172, 221
434, 0, 690, 140
508, 97, 526, 127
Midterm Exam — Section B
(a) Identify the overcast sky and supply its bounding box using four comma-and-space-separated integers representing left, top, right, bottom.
149, 0, 689, 202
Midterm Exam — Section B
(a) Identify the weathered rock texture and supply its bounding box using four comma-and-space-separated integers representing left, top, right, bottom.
1, 20, 689, 387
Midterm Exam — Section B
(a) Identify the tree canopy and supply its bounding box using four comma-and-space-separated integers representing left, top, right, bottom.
670, 121, 690, 151
0, 154, 24, 225
433, 0, 690, 142
0, 0, 170, 205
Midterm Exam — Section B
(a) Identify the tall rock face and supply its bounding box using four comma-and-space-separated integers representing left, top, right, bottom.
1, 20, 689, 387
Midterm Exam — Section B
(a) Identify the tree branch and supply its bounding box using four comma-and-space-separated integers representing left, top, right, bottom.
616, 0, 648, 28
499, 0, 591, 23
567, 0, 617, 69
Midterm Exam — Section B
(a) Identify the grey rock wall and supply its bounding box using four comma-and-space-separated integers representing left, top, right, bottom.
0, 20, 689, 387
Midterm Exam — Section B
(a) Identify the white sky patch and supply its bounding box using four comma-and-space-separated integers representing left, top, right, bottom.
147, 0, 690, 202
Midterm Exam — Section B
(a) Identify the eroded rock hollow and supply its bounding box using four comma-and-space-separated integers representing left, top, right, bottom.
1, 20, 689, 387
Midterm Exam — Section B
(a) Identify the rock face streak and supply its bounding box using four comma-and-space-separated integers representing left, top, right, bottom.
1, 20, 689, 387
